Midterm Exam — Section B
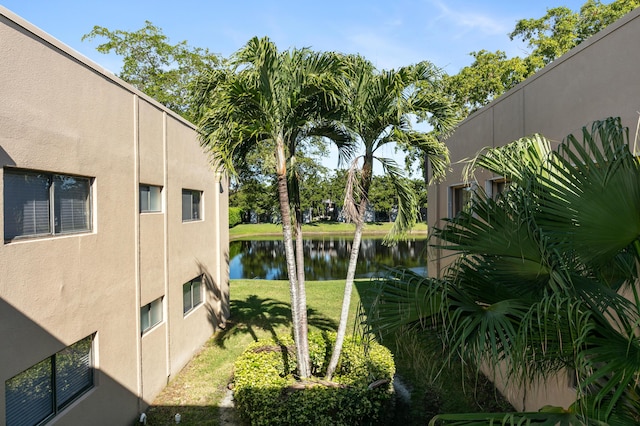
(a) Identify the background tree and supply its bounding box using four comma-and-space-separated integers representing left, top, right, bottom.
411, 178, 429, 221
229, 177, 278, 223
82, 21, 220, 120
443, 50, 529, 116
510, 0, 640, 68
368, 175, 399, 221
444, 0, 639, 117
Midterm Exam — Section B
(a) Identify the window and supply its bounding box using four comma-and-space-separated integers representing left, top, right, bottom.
450, 184, 472, 217
183, 276, 203, 315
140, 184, 162, 213
141, 297, 163, 333
486, 178, 511, 200
4, 169, 92, 242
5, 335, 94, 426
182, 189, 202, 221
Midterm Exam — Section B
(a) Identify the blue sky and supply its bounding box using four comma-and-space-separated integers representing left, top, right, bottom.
1, 0, 587, 74
1, 0, 587, 172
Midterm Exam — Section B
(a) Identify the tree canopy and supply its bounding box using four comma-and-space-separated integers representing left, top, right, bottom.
445, 0, 639, 116
82, 21, 220, 120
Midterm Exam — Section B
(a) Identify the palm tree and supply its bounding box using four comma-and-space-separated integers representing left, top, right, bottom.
366, 117, 640, 424
194, 37, 351, 378
325, 56, 457, 380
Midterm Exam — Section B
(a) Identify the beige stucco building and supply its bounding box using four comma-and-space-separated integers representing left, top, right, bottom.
0, 7, 229, 425
427, 7, 640, 412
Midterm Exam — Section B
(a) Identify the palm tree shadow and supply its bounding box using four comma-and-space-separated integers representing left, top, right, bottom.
214, 294, 338, 348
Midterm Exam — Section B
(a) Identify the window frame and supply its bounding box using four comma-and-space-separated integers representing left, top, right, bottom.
183, 276, 203, 315
485, 177, 510, 200
141, 297, 164, 334
4, 168, 93, 242
139, 184, 163, 213
181, 189, 202, 222
448, 183, 473, 218
5, 335, 94, 426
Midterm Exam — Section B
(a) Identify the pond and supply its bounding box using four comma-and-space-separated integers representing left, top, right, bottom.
229, 236, 427, 280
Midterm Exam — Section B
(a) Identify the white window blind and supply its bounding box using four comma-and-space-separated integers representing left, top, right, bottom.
183, 276, 203, 314
5, 335, 93, 426
182, 189, 201, 221
54, 175, 90, 234
140, 185, 162, 213
4, 170, 91, 241
4, 172, 50, 240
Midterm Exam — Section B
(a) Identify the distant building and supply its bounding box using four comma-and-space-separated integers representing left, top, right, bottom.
428, 7, 640, 412
0, 6, 229, 425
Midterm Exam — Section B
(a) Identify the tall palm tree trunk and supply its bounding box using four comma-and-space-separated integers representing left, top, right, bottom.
294, 202, 310, 375
275, 138, 310, 378
325, 217, 365, 380
326, 157, 373, 380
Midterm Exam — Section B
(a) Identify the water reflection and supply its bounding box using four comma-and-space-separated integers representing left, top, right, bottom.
229, 237, 427, 280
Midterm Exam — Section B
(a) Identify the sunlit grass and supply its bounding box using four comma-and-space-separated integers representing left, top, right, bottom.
229, 221, 428, 239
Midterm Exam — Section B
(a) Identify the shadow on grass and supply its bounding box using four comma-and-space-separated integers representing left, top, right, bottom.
213, 294, 338, 348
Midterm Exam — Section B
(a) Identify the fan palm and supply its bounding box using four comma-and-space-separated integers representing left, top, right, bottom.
366, 117, 640, 423
325, 55, 457, 379
194, 37, 352, 378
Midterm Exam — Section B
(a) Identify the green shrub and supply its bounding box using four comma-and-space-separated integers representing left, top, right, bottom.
229, 207, 243, 228
233, 332, 395, 425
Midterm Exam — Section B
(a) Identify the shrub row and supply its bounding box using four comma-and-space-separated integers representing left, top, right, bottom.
229, 207, 243, 228
233, 332, 395, 425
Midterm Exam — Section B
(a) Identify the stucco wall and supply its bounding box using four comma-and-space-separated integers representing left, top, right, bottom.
0, 6, 229, 425
427, 7, 640, 412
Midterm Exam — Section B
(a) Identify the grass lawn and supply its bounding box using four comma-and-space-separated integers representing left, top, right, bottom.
229, 221, 428, 240
146, 278, 511, 425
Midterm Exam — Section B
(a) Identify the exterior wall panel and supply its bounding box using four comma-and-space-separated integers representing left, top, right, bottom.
0, 6, 229, 425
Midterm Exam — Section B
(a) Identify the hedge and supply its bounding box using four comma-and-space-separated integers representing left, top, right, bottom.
233, 332, 395, 425
229, 207, 243, 228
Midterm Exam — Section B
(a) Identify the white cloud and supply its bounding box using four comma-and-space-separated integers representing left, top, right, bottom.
427, 0, 511, 38
346, 31, 421, 70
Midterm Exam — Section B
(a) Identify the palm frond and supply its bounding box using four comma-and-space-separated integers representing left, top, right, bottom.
538, 117, 640, 268
300, 121, 357, 167
374, 156, 419, 243
462, 133, 555, 185
341, 157, 363, 224
430, 408, 602, 426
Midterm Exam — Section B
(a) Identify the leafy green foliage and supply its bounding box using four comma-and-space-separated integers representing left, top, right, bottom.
510, 0, 640, 67
443, 50, 530, 116
233, 332, 395, 426
367, 118, 640, 424
82, 21, 219, 119
228, 207, 243, 227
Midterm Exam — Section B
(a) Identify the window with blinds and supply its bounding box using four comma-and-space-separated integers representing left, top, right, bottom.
181, 189, 202, 222
4, 169, 92, 242
141, 297, 163, 333
183, 276, 203, 315
5, 335, 94, 426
